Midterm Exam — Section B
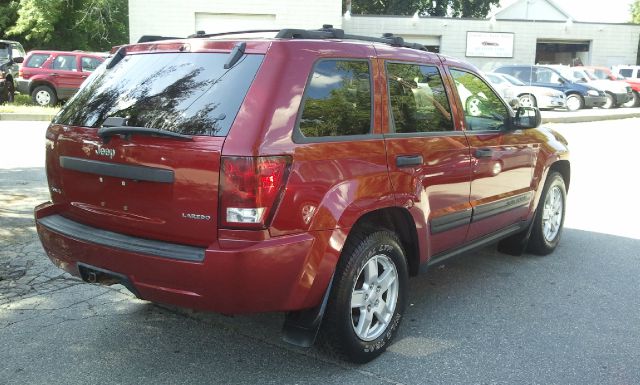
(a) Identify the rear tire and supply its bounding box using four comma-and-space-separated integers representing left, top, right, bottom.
565, 94, 583, 111
528, 172, 566, 255
32, 85, 57, 106
0, 81, 13, 104
318, 230, 408, 363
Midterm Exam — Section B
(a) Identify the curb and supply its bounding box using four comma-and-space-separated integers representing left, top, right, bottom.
0, 113, 55, 122
542, 110, 640, 124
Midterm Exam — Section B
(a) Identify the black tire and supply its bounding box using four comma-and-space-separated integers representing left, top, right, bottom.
318, 230, 408, 363
31, 85, 57, 106
602, 92, 615, 109
518, 94, 537, 108
565, 94, 583, 111
4, 80, 15, 103
528, 172, 566, 255
622, 91, 639, 108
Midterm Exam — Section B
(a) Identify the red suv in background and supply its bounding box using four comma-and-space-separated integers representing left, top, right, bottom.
35, 26, 570, 363
16, 50, 106, 106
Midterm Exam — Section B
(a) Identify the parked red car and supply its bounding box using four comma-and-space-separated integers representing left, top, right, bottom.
16, 50, 106, 106
581, 65, 640, 107
35, 26, 570, 363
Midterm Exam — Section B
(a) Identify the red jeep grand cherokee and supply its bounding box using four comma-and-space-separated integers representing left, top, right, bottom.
35, 26, 570, 363
16, 50, 106, 106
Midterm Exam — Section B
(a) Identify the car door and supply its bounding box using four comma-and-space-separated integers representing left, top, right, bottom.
447, 68, 538, 241
50, 54, 83, 99
381, 60, 472, 256
532, 67, 566, 93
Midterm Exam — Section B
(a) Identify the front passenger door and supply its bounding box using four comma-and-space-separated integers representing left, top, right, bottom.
449, 69, 537, 242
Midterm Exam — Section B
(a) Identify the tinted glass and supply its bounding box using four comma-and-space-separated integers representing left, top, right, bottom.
53, 52, 264, 136
26, 54, 50, 68
619, 69, 632, 78
81, 57, 103, 72
535, 68, 563, 84
298, 60, 371, 137
386, 63, 453, 133
451, 69, 507, 131
52, 55, 77, 71
0, 44, 9, 62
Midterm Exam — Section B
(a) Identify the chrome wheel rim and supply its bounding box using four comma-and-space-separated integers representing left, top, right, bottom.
35, 90, 51, 106
623, 93, 637, 108
467, 98, 482, 116
566, 96, 580, 111
350, 254, 399, 342
542, 185, 563, 242
519, 95, 535, 107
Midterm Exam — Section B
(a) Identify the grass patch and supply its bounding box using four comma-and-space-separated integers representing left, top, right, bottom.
0, 94, 59, 115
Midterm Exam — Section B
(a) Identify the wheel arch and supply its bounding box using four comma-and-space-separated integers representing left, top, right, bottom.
347, 207, 420, 277
549, 159, 570, 193
29, 80, 57, 96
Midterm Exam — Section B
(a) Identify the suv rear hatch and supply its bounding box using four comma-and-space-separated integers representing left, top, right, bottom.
45, 42, 265, 247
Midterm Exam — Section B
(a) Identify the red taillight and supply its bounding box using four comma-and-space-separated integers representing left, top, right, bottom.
220, 156, 290, 229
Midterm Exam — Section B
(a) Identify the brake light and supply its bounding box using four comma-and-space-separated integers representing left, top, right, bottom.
220, 156, 290, 229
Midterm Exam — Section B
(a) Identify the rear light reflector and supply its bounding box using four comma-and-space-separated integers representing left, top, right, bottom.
220, 156, 291, 229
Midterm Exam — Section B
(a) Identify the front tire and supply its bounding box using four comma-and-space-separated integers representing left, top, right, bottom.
602, 92, 615, 109
318, 230, 408, 363
32, 85, 57, 106
565, 94, 583, 111
528, 172, 566, 255
622, 91, 639, 108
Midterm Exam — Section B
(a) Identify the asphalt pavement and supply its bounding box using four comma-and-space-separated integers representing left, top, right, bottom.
1, 120, 639, 385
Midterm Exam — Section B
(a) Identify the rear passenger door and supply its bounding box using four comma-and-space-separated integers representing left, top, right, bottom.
50, 54, 82, 98
382, 61, 472, 256
448, 68, 537, 241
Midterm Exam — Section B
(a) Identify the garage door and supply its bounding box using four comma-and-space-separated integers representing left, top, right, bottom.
195, 13, 276, 34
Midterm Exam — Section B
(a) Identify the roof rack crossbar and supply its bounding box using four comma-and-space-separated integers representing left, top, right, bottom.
189, 29, 281, 39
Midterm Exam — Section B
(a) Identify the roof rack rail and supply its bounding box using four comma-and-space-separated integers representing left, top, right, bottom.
137, 35, 181, 43
188, 29, 281, 39
276, 25, 429, 52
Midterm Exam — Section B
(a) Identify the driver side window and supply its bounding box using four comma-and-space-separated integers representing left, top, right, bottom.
451, 69, 507, 131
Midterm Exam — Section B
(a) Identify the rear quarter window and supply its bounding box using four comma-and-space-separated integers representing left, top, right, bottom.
297, 59, 372, 138
25, 54, 51, 68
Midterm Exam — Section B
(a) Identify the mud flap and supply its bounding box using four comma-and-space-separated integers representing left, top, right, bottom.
497, 215, 536, 256
281, 274, 334, 348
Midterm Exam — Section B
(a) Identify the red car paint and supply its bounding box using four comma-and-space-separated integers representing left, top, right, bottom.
35, 36, 569, 315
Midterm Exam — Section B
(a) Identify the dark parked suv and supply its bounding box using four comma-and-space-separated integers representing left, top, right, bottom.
494, 64, 607, 111
35, 26, 570, 363
0, 40, 26, 103
16, 50, 106, 106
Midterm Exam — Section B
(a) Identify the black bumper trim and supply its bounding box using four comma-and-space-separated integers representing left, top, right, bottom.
60, 156, 174, 183
38, 214, 205, 262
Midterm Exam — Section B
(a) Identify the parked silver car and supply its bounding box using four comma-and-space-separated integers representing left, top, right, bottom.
485, 72, 565, 110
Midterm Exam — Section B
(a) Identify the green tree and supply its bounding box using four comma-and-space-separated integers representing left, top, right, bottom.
349, 0, 500, 18
6, 0, 128, 51
632, 0, 640, 23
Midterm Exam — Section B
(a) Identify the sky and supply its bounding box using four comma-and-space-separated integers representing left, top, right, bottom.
496, 0, 635, 23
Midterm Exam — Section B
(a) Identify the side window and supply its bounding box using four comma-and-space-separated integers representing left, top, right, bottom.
298, 60, 371, 138
81, 57, 102, 72
11, 44, 25, 59
25, 54, 50, 68
512, 68, 532, 83
534, 68, 562, 84
386, 63, 453, 133
619, 69, 632, 78
450, 69, 508, 131
52, 55, 77, 71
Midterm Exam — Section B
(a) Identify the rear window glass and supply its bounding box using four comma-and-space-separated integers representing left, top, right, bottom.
26, 53, 50, 68
53, 52, 264, 137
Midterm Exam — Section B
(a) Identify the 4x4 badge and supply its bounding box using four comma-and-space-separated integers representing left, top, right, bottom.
95, 146, 115, 159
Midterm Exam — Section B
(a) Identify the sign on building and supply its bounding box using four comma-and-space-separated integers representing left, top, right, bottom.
466, 32, 515, 58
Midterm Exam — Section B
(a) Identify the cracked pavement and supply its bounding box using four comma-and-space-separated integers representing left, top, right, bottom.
1, 120, 639, 385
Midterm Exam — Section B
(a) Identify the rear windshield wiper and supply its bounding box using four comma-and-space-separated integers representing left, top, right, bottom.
97, 126, 193, 143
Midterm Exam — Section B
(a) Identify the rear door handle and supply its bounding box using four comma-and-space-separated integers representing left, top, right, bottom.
396, 155, 423, 167
475, 148, 494, 158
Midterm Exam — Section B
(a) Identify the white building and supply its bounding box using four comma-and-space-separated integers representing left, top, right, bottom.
128, 0, 640, 70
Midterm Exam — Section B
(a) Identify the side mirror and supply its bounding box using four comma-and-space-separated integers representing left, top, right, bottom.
512, 106, 541, 129
508, 97, 520, 109
12, 57, 24, 64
